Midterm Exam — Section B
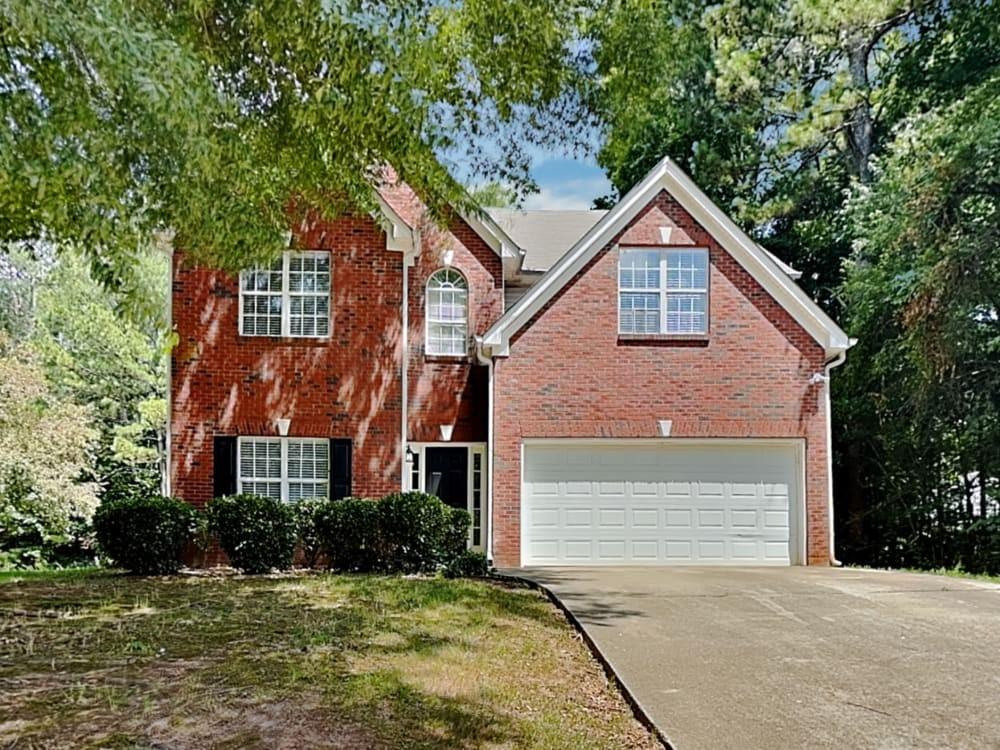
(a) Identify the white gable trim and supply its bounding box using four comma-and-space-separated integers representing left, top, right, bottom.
373, 194, 419, 254
460, 209, 525, 281
482, 156, 852, 358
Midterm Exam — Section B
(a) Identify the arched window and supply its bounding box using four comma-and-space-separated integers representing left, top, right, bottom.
426, 268, 468, 355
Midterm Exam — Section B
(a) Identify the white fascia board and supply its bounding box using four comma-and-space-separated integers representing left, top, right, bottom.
661, 163, 851, 354
460, 209, 526, 280
373, 194, 418, 254
483, 156, 852, 357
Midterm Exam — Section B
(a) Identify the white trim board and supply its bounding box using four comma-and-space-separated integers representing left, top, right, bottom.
483, 156, 852, 359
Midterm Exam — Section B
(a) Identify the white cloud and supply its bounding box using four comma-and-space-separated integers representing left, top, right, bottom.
522, 176, 612, 210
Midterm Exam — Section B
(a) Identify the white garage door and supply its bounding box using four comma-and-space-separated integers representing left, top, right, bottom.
522, 441, 801, 566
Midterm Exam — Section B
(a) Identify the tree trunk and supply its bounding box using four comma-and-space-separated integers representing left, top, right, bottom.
846, 41, 874, 184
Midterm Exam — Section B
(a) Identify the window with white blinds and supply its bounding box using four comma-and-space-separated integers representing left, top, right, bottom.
237, 437, 329, 502
619, 248, 709, 334
239, 251, 330, 337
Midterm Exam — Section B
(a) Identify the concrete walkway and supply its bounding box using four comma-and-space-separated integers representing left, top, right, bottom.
506, 566, 1000, 750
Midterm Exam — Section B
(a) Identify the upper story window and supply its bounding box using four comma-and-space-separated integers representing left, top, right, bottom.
619, 248, 709, 335
239, 251, 330, 337
426, 268, 468, 355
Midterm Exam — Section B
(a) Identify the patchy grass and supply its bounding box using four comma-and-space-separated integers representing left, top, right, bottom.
0, 571, 660, 749
0, 566, 102, 583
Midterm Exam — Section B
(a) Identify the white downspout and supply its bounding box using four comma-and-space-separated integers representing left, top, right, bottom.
164, 247, 174, 498
401, 248, 416, 491
476, 338, 495, 565
824, 347, 849, 566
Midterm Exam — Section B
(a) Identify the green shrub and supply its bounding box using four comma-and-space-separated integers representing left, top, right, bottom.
443, 549, 489, 579
315, 497, 380, 572
292, 497, 327, 568
317, 492, 473, 573
93, 496, 199, 575
442, 507, 472, 565
377, 492, 456, 573
206, 494, 297, 573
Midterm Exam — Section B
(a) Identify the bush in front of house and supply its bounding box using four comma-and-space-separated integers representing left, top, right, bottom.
317, 492, 472, 573
443, 549, 489, 579
315, 497, 381, 571
292, 497, 327, 568
377, 492, 461, 573
206, 494, 297, 573
442, 506, 472, 565
93, 495, 200, 574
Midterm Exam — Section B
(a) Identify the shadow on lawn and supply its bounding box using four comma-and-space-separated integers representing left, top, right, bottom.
0, 572, 559, 749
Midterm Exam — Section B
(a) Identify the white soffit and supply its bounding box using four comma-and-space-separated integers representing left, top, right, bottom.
482, 156, 851, 357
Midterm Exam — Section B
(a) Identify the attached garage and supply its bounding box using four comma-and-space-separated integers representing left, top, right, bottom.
521, 440, 804, 566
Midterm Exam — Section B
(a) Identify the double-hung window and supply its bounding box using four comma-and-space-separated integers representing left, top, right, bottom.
619, 248, 709, 335
239, 251, 330, 337
426, 268, 469, 355
237, 437, 329, 501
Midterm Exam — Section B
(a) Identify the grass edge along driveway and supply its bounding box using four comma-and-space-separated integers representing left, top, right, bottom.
0, 571, 660, 750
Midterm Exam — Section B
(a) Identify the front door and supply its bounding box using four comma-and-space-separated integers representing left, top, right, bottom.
425, 447, 469, 511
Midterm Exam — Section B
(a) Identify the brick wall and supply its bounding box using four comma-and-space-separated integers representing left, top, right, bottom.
170, 207, 502, 511
491, 190, 831, 567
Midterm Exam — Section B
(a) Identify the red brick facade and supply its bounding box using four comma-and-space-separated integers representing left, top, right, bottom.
490, 190, 831, 567
171, 177, 837, 569
169, 202, 502, 509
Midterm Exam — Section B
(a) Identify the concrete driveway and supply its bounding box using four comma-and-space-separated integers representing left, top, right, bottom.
510, 567, 1000, 750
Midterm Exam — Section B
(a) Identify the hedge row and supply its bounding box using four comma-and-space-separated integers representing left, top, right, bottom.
93, 492, 486, 577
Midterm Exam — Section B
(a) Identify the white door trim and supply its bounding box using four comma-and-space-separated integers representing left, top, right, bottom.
519, 438, 807, 566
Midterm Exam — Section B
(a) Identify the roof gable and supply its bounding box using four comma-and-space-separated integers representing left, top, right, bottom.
481, 156, 852, 359
375, 175, 524, 278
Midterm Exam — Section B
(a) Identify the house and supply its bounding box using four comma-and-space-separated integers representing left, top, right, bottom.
169, 156, 852, 568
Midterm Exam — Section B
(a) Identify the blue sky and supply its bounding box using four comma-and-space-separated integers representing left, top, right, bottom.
523, 154, 612, 210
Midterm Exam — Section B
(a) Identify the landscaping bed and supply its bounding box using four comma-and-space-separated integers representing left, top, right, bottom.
0, 571, 660, 749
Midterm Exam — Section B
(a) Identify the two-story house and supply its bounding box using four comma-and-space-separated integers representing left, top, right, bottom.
169, 156, 852, 568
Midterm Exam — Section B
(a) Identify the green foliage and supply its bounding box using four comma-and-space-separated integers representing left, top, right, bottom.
837, 73, 1000, 572
292, 497, 327, 568
1, 0, 592, 293
315, 498, 381, 572
443, 549, 489, 579
0, 339, 99, 568
32, 250, 167, 504
469, 182, 519, 208
92, 496, 199, 575
206, 494, 297, 574
316, 492, 471, 574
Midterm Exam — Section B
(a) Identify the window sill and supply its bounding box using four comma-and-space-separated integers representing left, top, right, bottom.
238, 335, 331, 345
423, 353, 473, 363
617, 333, 709, 347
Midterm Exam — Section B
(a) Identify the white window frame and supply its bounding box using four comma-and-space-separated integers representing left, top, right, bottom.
238, 251, 331, 339
237, 436, 330, 502
425, 268, 469, 356
618, 247, 710, 335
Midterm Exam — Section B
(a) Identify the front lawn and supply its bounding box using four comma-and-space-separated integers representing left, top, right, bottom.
0, 571, 660, 749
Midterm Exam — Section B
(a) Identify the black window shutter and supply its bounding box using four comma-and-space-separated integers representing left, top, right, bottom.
330, 438, 352, 500
213, 436, 238, 498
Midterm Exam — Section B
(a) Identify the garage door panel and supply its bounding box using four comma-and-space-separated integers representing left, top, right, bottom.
665, 509, 693, 527
522, 442, 799, 566
631, 508, 659, 527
